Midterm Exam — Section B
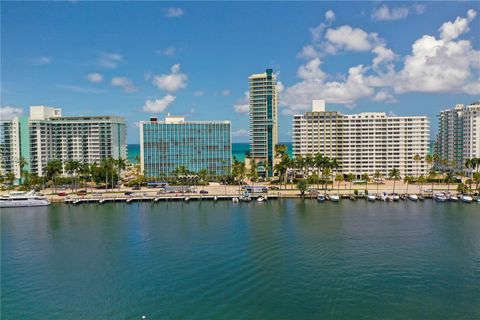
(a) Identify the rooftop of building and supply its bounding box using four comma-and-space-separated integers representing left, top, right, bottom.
142, 114, 230, 125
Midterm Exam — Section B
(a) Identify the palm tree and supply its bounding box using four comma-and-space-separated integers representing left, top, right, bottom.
335, 173, 344, 194
232, 159, 246, 194
362, 173, 370, 193
198, 168, 209, 192
116, 158, 127, 191
79, 162, 92, 191
413, 154, 421, 178
389, 168, 401, 194
374, 170, 383, 194
404, 176, 414, 194
330, 158, 340, 190
65, 160, 81, 192
427, 170, 436, 194
473, 172, 480, 192
44, 159, 63, 193
465, 158, 473, 179
248, 161, 258, 188
347, 173, 355, 195
444, 172, 455, 192
417, 175, 426, 193
18, 156, 28, 185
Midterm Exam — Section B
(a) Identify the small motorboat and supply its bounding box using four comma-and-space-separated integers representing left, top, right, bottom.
329, 194, 340, 202
232, 197, 239, 203
317, 194, 326, 202
460, 195, 473, 203
418, 195, 425, 201
349, 195, 357, 201
367, 194, 376, 202
184, 196, 190, 202
449, 195, 459, 202
408, 194, 418, 201
476, 196, 480, 203
379, 193, 388, 202
257, 196, 265, 202
434, 193, 447, 202
392, 194, 400, 201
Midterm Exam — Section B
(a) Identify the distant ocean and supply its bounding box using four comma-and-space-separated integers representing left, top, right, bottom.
127, 143, 293, 163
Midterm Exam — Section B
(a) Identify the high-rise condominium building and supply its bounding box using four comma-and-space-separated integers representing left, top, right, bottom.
0, 106, 127, 179
140, 115, 231, 178
292, 100, 430, 178
435, 102, 479, 170
249, 68, 278, 176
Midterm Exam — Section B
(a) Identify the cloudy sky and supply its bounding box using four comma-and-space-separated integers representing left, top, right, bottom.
1, 1, 479, 143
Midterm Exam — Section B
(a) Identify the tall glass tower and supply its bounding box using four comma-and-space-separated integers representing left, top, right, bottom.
249, 69, 278, 176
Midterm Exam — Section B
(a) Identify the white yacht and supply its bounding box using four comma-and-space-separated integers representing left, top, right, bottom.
0, 191, 50, 208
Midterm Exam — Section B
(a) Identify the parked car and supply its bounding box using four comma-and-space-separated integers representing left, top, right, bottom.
269, 186, 280, 190
124, 191, 133, 196
199, 190, 209, 194
57, 192, 67, 196
77, 190, 87, 196
132, 186, 141, 190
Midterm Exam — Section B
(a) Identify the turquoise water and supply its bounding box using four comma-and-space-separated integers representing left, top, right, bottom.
127, 143, 293, 163
2, 200, 479, 319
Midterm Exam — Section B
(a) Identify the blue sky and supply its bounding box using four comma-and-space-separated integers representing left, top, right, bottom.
1, 1, 479, 143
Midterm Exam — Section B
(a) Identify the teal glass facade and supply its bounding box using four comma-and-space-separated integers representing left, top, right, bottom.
142, 120, 231, 178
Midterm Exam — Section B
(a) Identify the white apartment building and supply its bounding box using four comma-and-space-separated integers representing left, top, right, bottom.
435, 102, 480, 170
0, 106, 127, 179
0, 119, 21, 179
292, 100, 430, 178
249, 68, 278, 176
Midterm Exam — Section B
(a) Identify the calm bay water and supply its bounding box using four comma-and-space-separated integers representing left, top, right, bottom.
2, 200, 479, 319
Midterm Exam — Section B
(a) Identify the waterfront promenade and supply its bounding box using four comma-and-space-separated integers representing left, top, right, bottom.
2, 180, 468, 204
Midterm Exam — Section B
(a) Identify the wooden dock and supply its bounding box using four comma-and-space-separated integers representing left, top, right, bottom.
64, 194, 279, 205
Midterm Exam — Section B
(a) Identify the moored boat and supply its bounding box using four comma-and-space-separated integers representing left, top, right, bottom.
449, 195, 459, 202
434, 193, 447, 202
367, 194, 376, 202
329, 194, 340, 202
408, 194, 418, 201
0, 191, 50, 208
317, 194, 326, 202
460, 195, 473, 203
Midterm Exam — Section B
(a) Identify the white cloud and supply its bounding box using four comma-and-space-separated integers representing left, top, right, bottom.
372, 5, 409, 21
86, 73, 103, 83
395, 10, 480, 94
111, 77, 137, 93
288, 9, 479, 110
158, 46, 176, 56
324, 25, 378, 52
142, 95, 176, 113
28, 56, 51, 65
57, 84, 104, 94
0, 106, 23, 120
277, 81, 285, 93
325, 10, 335, 23
152, 64, 188, 92
98, 52, 124, 69
193, 90, 204, 96
297, 45, 321, 59
221, 89, 231, 96
439, 9, 477, 42
297, 58, 326, 80
232, 129, 249, 137
165, 7, 185, 18
234, 91, 250, 113
372, 4, 426, 21
282, 63, 374, 113
373, 89, 398, 103
372, 45, 396, 69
